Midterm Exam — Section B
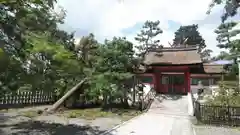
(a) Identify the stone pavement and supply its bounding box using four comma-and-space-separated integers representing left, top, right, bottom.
104, 95, 195, 135
193, 125, 240, 135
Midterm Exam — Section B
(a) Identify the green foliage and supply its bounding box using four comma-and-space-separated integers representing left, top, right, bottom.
84, 37, 135, 107
215, 22, 240, 50
200, 49, 213, 62
1, 0, 59, 57
214, 22, 240, 75
172, 24, 212, 61
172, 24, 206, 51
208, 0, 240, 22
207, 81, 240, 106
208, 21, 240, 107
21, 110, 40, 118
0, 0, 136, 110
65, 108, 141, 120
218, 81, 238, 89
212, 51, 232, 60
135, 20, 163, 57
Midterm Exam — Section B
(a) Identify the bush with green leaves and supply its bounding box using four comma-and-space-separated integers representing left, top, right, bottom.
206, 81, 240, 106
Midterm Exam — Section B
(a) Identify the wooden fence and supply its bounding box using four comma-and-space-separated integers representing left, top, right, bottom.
0, 91, 56, 109
195, 101, 240, 126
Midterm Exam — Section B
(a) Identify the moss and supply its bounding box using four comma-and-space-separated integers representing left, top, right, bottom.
64, 108, 141, 120
20, 110, 40, 118
0, 108, 19, 113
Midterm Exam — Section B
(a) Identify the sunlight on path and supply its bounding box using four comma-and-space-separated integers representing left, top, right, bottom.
105, 95, 194, 135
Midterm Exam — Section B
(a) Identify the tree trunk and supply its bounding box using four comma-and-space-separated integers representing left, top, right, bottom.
123, 88, 129, 108
46, 78, 87, 113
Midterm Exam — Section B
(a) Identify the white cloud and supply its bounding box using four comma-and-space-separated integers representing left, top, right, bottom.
57, 0, 231, 56
232, 22, 240, 40
198, 24, 221, 55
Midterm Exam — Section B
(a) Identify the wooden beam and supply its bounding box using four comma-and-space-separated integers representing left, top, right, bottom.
154, 66, 189, 71
191, 74, 221, 78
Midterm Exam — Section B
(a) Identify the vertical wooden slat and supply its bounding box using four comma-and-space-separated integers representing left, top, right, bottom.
35, 91, 37, 103
3, 95, 6, 104
24, 92, 27, 104
9, 94, 12, 105
42, 92, 45, 102
50, 92, 53, 102
28, 91, 31, 104
41, 91, 44, 103
36, 91, 39, 103
29, 91, 31, 104
0, 96, 2, 104
7, 94, 9, 105
15, 93, 18, 104
19, 92, 22, 105
46, 92, 49, 102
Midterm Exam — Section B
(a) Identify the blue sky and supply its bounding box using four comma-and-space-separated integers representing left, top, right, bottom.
121, 20, 181, 35
57, 0, 240, 56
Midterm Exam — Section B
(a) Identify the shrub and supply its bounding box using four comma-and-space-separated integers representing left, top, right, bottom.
206, 81, 240, 106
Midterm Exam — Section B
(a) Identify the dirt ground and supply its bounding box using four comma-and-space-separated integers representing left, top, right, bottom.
0, 105, 138, 135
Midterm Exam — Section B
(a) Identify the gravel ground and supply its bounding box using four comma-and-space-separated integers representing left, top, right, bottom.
0, 106, 126, 135
193, 125, 240, 135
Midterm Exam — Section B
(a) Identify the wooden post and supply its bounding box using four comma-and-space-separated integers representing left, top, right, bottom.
237, 57, 240, 91
237, 56, 240, 88
133, 75, 136, 105
153, 72, 156, 90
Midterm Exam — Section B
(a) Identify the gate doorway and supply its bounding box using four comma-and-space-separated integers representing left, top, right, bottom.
161, 73, 186, 94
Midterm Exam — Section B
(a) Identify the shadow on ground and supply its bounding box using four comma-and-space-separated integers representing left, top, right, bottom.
0, 120, 113, 135
156, 94, 183, 102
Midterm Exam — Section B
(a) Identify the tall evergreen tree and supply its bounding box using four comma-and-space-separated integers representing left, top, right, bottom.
215, 22, 240, 75
212, 51, 232, 60
135, 20, 163, 57
172, 24, 206, 52
215, 22, 240, 57
201, 49, 213, 62
172, 24, 213, 62
215, 22, 240, 52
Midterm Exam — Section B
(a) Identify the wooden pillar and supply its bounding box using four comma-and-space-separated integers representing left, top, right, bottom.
133, 75, 136, 104
155, 69, 161, 93
159, 72, 162, 93
153, 72, 157, 90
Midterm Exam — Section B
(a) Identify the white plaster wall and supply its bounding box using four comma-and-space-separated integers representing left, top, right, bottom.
143, 84, 151, 96
187, 92, 194, 116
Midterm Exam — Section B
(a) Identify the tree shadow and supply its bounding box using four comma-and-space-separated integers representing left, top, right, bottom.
0, 113, 10, 123
156, 94, 183, 102
0, 120, 113, 135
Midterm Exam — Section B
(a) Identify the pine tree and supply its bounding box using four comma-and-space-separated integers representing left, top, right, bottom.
215, 22, 240, 75
208, 0, 240, 22
172, 24, 206, 52
215, 22, 240, 52
135, 20, 163, 57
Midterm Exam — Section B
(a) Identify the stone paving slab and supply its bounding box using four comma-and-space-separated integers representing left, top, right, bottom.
104, 95, 194, 135
193, 125, 240, 135
104, 112, 194, 135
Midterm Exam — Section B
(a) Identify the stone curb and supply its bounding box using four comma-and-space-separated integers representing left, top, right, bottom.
100, 112, 146, 135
